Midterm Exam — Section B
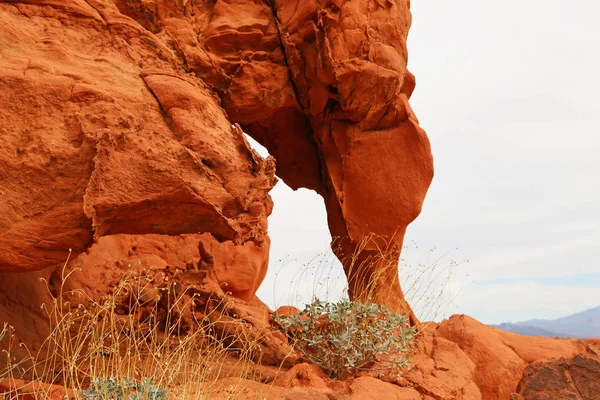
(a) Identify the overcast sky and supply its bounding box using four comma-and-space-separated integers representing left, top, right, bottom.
255, 0, 600, 324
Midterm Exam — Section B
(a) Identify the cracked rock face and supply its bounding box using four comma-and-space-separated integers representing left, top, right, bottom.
512, 355, 600, 400
0, 0, 433, 322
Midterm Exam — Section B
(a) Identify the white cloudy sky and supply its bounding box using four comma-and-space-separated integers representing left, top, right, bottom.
254, 0, 600, 324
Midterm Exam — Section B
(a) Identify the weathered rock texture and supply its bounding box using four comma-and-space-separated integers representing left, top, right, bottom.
0, 0, 277, 280
0, 0, 433, 323
3, 3, 598, 400
511, 355, 600, 400
270, 0, 433, 323
432, 315, 600, 399
2, 296, 599, 400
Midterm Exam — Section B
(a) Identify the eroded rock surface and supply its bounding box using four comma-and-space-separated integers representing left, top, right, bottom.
0, 0, 433, 324
0, 0, 276, 275
269, 0, 433, 322
2, 3, 600, 400
2, 300, 599, 400
430, 315, 600, 399
512, 356, 600, 400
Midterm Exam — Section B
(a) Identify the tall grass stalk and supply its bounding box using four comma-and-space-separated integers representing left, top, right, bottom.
0, 254, 279, 400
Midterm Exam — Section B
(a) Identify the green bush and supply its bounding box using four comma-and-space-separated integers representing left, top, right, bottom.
274, 298, 416, 378
80, 377, 168, 400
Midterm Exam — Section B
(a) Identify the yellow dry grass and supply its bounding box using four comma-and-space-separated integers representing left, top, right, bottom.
0, 236, 458, 399
0, 253, 284, 400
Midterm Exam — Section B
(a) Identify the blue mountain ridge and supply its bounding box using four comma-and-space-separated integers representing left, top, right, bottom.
491, 306, 600, 339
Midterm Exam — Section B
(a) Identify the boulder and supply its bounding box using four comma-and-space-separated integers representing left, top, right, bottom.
512, 355, 600, 400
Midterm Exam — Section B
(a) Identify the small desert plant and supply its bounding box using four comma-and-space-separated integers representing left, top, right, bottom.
268, 234, 462, 330
80, 377, 168, 400
274, 297, 416, 378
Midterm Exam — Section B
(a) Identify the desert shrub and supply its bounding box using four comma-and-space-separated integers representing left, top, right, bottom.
80, 377, 168, 400
274, 298, 416, 378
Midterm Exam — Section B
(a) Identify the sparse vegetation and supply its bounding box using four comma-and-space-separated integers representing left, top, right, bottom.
0, 238, 453, 398
80, 377, 168, 400
0, 257, 281, 400
270, 234, 461, 328
274, 297, 416, 379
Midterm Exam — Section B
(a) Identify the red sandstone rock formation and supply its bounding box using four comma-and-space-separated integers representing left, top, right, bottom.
271, 0, 433, 322
430, 315, 600, 399
0, 0, 276, 280
511, 355, 600, 400
2, 307, 598, 399
0, 0, 433, 324
2, 2, 596, 400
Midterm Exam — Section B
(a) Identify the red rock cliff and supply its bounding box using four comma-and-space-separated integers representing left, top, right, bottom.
0, 0, 433, 323
2, 3, 600, 400
270, 0, 433, 322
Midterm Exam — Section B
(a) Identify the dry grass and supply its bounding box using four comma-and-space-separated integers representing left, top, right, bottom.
1, 236, 459, 399
400, 244, 465, 325
0, 253, 284, 400
266, 235, 462, 382
270, 234, 461, 329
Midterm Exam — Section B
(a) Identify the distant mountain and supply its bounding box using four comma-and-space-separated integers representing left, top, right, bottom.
492, 323, 566, 338
492, 306, 600, 339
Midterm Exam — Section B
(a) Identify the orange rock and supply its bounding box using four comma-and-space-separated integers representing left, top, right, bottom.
275, 306, 303, 318
0, 0, 275, 274
404, 331, 481, 399
349, 377, 421, 400
63, 233, 271, 303
0, 379, 74, 400
0, 0, 432, 328
433, 315, 600, 399
270, 0, 434, 321
274, 363, 330, 389
512, 355, 600, 399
